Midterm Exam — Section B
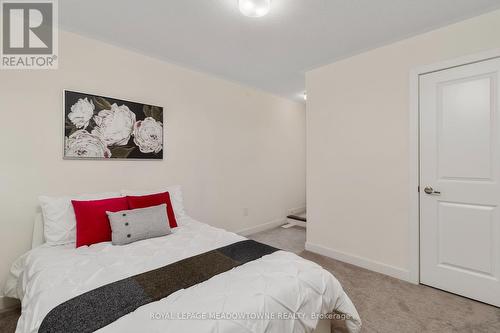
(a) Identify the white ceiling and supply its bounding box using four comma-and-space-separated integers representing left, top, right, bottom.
60, 0, 500, 101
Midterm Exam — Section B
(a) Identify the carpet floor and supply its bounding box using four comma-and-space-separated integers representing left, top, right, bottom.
249, 226, 500, 333
0, 308, 20, 333
1, 226, 499, 332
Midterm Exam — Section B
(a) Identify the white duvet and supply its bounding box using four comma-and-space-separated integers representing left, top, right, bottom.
5, 217, 361, 333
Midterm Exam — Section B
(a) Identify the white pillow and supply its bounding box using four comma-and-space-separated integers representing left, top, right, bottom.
39, 192, 121, 245
121, 185, 186, 218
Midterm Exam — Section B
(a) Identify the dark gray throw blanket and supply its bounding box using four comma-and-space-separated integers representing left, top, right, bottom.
39, 240, 278, 333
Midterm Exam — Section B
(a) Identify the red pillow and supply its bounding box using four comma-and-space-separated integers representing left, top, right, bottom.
72, 197, 129, 248
126, 192, 178, 228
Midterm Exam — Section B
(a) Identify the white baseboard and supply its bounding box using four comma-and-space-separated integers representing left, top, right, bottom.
305, 242, 411, 282
236, 218, 286, 237
0, 296, 20, 312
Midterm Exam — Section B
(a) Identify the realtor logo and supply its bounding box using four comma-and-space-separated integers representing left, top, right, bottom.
1, 0, 58, 69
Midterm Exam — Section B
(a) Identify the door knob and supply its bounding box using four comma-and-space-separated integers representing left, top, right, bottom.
424, 186, 441, 195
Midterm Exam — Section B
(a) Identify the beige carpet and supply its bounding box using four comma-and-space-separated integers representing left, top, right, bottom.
249, 226, 500, 333
1, 226, 499, 332
0, 308, 20, 333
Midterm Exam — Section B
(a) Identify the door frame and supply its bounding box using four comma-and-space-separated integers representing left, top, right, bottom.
408, 48, 500, 284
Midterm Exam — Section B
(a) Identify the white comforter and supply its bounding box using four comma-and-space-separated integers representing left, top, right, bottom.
5, 217, 361, 333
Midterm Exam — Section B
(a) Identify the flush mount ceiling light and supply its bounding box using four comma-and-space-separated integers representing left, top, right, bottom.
239, 0, 271, 18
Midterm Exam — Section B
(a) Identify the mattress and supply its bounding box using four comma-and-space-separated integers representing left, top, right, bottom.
6, 216, 361, 333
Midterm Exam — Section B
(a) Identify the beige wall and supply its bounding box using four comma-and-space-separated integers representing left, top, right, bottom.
0, 31, 306, 306
306, 9, 500, 279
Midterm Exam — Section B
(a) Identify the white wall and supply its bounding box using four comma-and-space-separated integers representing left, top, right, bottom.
305, 9, 500, 280
0, 31, 306, 307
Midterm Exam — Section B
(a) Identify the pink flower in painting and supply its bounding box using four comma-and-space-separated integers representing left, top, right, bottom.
133, 117, 163, 153
92, 104, 136, 146
65, 130, 111, 158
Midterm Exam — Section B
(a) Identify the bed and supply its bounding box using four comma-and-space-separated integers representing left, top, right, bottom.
4, 212, 361, 333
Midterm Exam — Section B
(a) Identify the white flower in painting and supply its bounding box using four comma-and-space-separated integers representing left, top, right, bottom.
65, 130, 111, 158
68, 98, 94, 129
133, 117, 163, 153
91, 104, 136, 146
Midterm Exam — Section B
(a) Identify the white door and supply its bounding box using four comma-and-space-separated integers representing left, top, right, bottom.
420, 57, 500, 307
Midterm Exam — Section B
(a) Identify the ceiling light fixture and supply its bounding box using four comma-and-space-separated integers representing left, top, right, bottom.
239, 0, 271, 18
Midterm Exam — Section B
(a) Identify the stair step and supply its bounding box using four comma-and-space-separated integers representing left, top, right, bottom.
287, 215, 306, 223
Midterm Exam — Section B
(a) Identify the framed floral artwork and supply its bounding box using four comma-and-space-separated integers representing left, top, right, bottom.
63, 90, 164, 160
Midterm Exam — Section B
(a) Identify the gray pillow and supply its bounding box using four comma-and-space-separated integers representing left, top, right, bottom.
106, 204, 171, 245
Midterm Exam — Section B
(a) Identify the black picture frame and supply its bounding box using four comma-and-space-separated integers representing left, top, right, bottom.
63, 90, 164, 160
